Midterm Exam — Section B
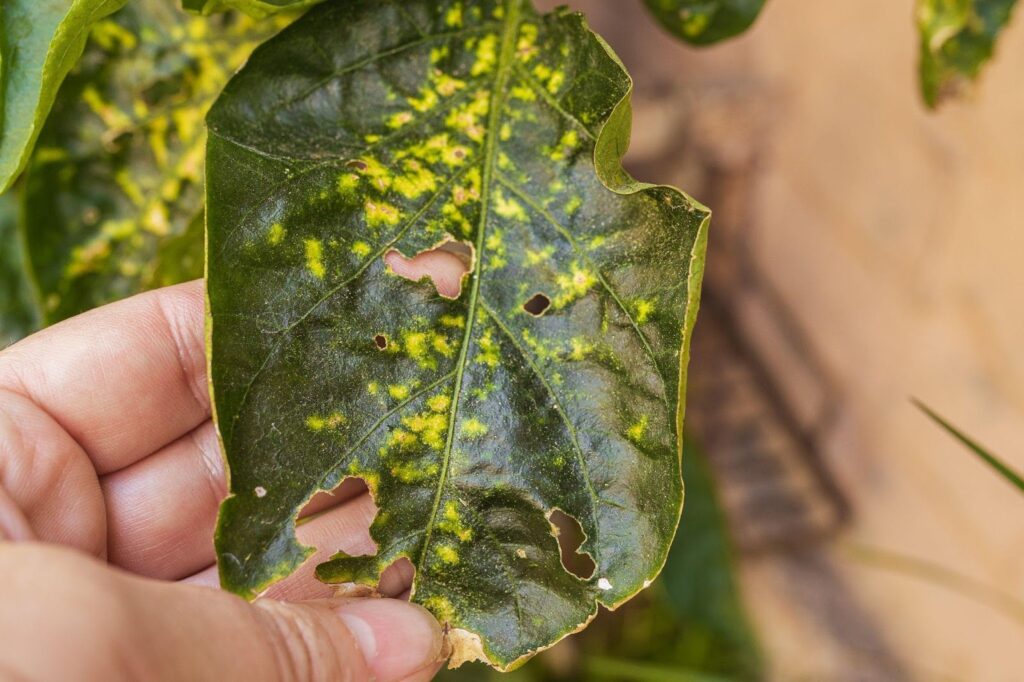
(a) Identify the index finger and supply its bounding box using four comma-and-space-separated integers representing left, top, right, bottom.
0, 280, 208, 474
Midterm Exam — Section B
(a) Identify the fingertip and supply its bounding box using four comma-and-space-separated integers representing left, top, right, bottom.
335, 598, 444, 682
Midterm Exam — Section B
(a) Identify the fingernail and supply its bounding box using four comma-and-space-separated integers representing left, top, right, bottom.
336, 599, 443, 681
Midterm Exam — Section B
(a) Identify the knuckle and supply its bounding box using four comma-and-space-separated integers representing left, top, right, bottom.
255, 602, 356, 682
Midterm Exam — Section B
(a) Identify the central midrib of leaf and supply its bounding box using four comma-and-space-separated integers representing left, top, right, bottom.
416, 0, 524, 577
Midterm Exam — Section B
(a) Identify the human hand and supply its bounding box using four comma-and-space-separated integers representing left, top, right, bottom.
0, 275, 456, 681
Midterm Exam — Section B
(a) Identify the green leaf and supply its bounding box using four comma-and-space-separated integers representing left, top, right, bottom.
0, 190, 41, 348
642, 0, 766, 45
658, 444, 761, 678
914, 399, 1024, 493
183, 0, 321, 19
207, 0, 709, 669
0, 0, 128, 193
21, 2, 288, 323
918, 0, 1018, 108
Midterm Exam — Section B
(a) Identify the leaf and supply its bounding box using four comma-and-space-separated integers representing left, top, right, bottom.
0, 190, 41, 348
182, 0, 322, 19
207, 0, 709, 669
914, 399, 1024, 493
918, 0, 1019, 108
658, 443, 761, 678
0, 0, 128, 193
21, 2, 288, 324
642, 0, 767, 45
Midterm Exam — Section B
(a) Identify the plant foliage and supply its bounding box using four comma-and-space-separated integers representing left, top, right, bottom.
643, 0, 767, 45
206, 0, 709, 669
918, 0, 1019, 108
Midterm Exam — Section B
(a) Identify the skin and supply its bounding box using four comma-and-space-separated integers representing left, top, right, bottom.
0, 256, 465, 681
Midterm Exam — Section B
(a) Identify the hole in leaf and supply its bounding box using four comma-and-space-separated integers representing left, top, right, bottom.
346, 159, 368, 171
379, 557, 415, 600
548, 509, 596, 580
374, 334, 388, 350
384, 237, 473, 299
523, 293, 551, 316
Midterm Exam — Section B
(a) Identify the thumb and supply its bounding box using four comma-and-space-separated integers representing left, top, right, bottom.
140, 579, 445, 682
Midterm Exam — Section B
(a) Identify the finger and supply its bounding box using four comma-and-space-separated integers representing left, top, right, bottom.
0, 280, 207, 475
103, 420, 369, 579
0, 544, 443, 682
183, 493, 415, 601
0, 388, 106, 555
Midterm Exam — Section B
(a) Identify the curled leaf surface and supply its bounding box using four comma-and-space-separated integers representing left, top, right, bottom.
918, 0, 1018, 108
22, 2, 287, 322
0, 0, 128, 192
643, 0, 766, 45
207, 0, 708, 668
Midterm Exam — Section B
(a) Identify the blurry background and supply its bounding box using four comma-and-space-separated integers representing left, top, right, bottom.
447, 0, 1024, 679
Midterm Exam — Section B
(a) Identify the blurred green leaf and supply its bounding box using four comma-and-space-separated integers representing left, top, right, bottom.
182, 0, 321, 19
918, 0, 1018, 108
0, 0, 128, 193
0, 191, 41, 348
914, 399, 1024, 493
21, 1, 288, 323
643, 0, 766, 45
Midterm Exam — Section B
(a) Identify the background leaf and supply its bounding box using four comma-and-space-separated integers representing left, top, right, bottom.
0, 190, 41, 348
182, 0, 322, 19
207, 0, 709, 669
642, 0, 767, 45
918, 0, 1018, 108
914, 399, 1024, 493
21, 1, 287, 324
0, 0, 128, 193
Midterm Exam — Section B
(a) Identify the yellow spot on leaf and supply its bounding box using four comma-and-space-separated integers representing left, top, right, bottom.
635, 299, 655, 323
351, 241, 372, 257
628, 415, 649, 442
437, 545, 460, 564
462, 418, 488, 438
305, 238, 326, 279
268, 222, 286, 245
428, 394, 451, 412
366, 200, 402, 228
388, 384, 410, 400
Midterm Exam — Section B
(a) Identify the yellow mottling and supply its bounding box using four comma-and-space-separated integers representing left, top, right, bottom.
423, 596, 456, 622
589, 235, 606, 249
433, 71, 466, 97
305, 239, 326, 279
569, 337, 593, 361
432, 332, 455, 357
368, 382, 380, 395
430, 46, 449, 64
445, 4, 462, 27
268, 222, 286, 245
388, 111, 413, 129
516, 23, 539, 61
500, 123, 512, 141
554, 263, 596, 307
440, 314, 466, 328
365, 200, 402, 228
511, 84, 536, 102
393, 160, 438, 199
462, 418, 488, 438
337, 173, 359, 196
627, 415, 649, 441
565, 196, 583, 215
494, 190, 527, 221
307, 412, 345, 431
524, 245, 554, 265
408, 87, 438, 113
351, 241, 372, 257
440, 500, 473, 542
364, 133, 382, 143
471, 34, 498, 76
388, 384, 410, 401
428, 394, 451, 412
547, 70, 565, 94
635, 299, 655, 323
387, 428, 417, 450
437, 545, 460, 564
391, 461, 438, 482
533, 64, 552, 81
549, 129, 580, 161
476, 329, 500, 368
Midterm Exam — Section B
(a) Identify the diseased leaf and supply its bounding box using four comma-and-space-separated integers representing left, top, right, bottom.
0, 191, 41, 348
207, 0, 709, 669
643, 0, 766, 45
918, 0, 1018, 108
183, 0, 321, 19
21, 2, 287, 323
0, 0, 128, 193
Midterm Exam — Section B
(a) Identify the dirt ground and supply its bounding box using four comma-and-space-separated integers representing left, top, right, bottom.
543, 1, 1024, 679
